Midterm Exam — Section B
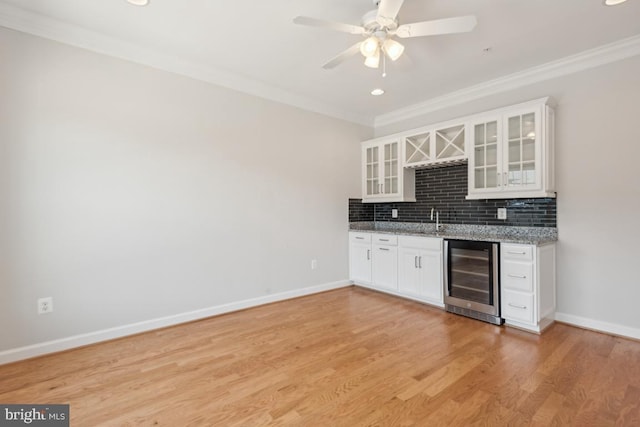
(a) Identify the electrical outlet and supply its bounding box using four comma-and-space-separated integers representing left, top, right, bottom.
391, 208, 398, 218
38, 297, 53, 314
497, 208, 507, 220
311, 259, 317, 270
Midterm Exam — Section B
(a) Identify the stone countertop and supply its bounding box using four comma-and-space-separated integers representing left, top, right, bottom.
349, 222, 557, 245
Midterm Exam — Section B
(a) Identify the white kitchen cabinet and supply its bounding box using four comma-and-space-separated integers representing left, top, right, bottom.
404, 122, 467, 169
501, 242, 556, 333
398, 236, 443, 305
362, 138, 415, 203
371, 234, 398, 291
467, 98, 555, 199
349, 232, 372, 285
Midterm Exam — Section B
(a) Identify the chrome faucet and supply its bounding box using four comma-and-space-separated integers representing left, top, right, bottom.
430, 208, 442, 232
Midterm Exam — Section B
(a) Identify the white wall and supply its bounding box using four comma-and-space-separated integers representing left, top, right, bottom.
376, 56, 640, 335
0, 27, 370, 353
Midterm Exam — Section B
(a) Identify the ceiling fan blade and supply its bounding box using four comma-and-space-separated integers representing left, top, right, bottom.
377, 0, 405, 26
322, 43, 362, 69
293, 16, 365, 35
395, 15, 477, 38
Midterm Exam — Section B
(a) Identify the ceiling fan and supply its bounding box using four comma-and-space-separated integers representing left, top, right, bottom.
293, 0, 477, 71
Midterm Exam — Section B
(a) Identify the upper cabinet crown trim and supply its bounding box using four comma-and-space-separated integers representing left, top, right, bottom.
374, 34, 640, 127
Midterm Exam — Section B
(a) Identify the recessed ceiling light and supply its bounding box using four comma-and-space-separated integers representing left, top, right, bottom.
371, 88, 385, 96
127, 0, 149, 6
603, 0, 628, 5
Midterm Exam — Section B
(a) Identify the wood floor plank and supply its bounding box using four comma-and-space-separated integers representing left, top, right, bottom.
2, 287, 640, 426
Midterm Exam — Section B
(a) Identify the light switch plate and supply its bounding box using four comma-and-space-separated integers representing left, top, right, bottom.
497, 208, 507, 220
391, 209, 398, 218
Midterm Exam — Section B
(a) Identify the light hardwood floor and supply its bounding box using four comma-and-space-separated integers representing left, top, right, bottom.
1, 287, 640, 426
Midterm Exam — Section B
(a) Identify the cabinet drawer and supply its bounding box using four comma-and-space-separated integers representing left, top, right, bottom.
398, 236, 442, 251
502, 290, 535, 324
350, 232, 372, 244
502, 244, 534, 261
373, 234, 398, 246
502, 261, 534, 292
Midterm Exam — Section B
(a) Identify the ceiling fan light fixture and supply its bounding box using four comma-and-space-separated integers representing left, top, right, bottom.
383, 39, 405, 61
364, 49, 381, 68
603, 0, 628, 5
126, 0, 149, 5
360, 36, 380, 58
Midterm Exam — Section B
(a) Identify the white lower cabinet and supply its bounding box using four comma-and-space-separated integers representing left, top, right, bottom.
372, 234, 398, 291
500, 242, 556, 333
349, 232, 444, 308
349, 232, 372, 285
398, 236, 443, 305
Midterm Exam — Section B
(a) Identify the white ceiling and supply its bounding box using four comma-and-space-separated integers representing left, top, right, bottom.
1, 0, 639, 125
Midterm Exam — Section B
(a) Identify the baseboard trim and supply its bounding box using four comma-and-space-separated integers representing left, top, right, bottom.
555, 312, 640, 341
0, 280, 351, 366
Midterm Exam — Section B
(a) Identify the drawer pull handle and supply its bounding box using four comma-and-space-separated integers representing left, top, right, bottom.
508, 274, 527, 279
379, 238, 390, 242
355, 237, 365, 240
415, 256, 418, 268
367, 249, 371, 260
379, 248, 390, 251
508, 303, 527, 310
507, 251, 526, 255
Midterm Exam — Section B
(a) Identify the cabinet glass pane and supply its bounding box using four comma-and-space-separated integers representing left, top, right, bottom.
391, 161, 398, 177
384, 144, 390, 158
367, 164, 373, 179
523, 138, 535, 162
474, 168, 485, 189
371, 147, 378, 162
486, 166, 498, 188
475, 147, 485, 167
386, 178, 398, 194
523, 113, 535, 137
486, 144, 497, 166
523, 162, 535, 185
509, 140, 521, 163
474, 124, 485, 146
508, 164, 521, 186
487, 121, 498, 143
390, 143, 397, 159
508, 116, 520, 140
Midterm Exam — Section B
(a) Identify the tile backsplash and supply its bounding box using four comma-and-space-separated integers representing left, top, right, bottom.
349, 164, 556, 227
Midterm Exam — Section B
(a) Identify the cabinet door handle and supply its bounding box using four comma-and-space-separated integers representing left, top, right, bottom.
379, 238, 390, 242
508, 274, 527, 279
414, 256, 418, 268
419, 256, 422, 269
507, 251, 526, 255
508, 303, 527, 310
498, 172, 501, 187
379, 247, 390, 251
355, 236, 364, 240
367, 249, 370, 260
504, 172, 507, 186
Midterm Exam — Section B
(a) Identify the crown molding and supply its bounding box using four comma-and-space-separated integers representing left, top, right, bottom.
0, 2, 373, 127
374, 34, 640, 128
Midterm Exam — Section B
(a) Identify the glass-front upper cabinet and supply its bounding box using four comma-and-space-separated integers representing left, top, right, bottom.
362, 138, 415, 203
472, 119, 500, 192
468, 98, 555, 199
506, 112, 538, 188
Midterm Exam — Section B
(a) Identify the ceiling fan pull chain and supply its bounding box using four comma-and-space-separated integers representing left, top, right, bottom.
382, 52, 387, 77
